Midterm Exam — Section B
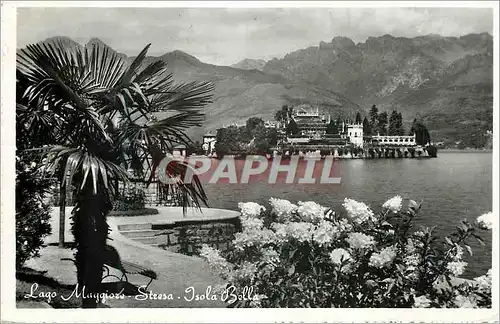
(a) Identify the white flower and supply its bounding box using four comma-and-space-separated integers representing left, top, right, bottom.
261, 247, 279, 265
446, 261, 467, 277
232, 261, 258, 282
241, 217, 264, 231
454, 294, 477, 308
233, 228, 276, 250
271, 223, 288, 241
382, 196, 403, 213
343, 198, 375, 224
413, 231, 426, 239
476, 212, 494, 230
269, 198, 297, 222
296, 201, 326, 222
312, 220, 336, 246
403, 246, 421, 281
285, 222, 314, 242
260, 248, 280, 274
413, 295, 432, 308
451, 245, 464, 261
346, 232, 375, 250
238, 202, 265, 218
200, 244, 232, 277
473, 269, 492, 292
408, 199, 419, 210
404, 253, 420, 268
30, 161, 37, 168
329, 248, 351, 265
369, 246, 397, 268
334, 218, 353, 233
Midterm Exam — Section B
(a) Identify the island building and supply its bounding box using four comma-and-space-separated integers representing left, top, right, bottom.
277, 105, 417, 150
293, 105, 330, 138
202, 132, 217, 155
264, 120, 280, 128
369, 134, 417, 146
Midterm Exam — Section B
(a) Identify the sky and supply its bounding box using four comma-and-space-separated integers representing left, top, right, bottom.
17, 7, 493, 66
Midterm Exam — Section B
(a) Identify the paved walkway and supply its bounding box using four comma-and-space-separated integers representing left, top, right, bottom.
24, 206, 240, 308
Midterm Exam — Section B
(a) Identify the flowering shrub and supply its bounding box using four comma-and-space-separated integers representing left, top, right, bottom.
201, 197, 493, 308
112, 187, 146, 211
16, 156, 53, 269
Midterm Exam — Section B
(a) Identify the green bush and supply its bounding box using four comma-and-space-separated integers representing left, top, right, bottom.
112, 187, 146, 211
16, 156, 53, 269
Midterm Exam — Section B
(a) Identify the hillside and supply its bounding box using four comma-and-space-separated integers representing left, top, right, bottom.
231, 58, 267, 71
262, 33, 493, 147
138, 50, 360, 139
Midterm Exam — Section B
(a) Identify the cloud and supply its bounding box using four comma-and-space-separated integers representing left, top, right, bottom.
17, 7, 493, 65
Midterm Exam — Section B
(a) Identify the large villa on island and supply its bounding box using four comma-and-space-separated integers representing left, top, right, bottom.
201, 105, 432, 158
285, 105, 416, 149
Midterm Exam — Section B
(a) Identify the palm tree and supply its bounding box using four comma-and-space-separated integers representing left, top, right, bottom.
16, 40, 214, 308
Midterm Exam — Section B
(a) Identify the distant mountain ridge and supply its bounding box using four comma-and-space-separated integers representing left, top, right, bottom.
20, 33, 493, 147
231, 58, 267, 71
262, 33, 493, 147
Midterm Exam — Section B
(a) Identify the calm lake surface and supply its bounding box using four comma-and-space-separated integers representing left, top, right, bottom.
204, 152, 493, 277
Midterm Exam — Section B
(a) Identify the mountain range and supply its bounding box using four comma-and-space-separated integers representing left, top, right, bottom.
22, 33, 493, 147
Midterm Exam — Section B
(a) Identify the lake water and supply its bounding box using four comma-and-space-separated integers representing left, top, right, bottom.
204, 152, 493, 277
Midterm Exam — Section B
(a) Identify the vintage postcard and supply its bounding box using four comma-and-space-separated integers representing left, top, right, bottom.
1, 1, 498, 323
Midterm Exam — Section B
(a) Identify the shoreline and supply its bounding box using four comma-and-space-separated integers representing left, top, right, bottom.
439, 149, 492, 153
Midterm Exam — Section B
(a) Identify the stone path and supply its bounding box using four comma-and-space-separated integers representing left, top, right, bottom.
23, 206, 240, 308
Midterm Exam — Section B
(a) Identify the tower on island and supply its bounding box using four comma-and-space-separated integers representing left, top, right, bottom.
347, 123, 364, 148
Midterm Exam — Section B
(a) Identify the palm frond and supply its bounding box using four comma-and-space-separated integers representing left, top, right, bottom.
151, 80, 215, 113
159, 159, 209, 211
17, 41, 113, 144
45, 146, 129, 195
18, 39, 213, 214
86, 42, 126, 90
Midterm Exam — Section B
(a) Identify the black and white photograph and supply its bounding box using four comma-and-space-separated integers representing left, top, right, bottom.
1, 1, 498, 322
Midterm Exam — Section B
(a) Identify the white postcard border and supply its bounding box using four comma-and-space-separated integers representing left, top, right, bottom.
1, 1, 499, 323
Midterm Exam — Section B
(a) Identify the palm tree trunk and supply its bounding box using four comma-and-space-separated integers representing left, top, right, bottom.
58, 181, 66, 248
72, 186, 111, 308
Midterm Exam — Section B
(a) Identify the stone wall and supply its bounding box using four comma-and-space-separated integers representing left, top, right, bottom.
154, 221, 239, 256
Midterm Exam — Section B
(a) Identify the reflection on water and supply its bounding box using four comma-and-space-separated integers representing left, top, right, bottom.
204, 152, 493, 277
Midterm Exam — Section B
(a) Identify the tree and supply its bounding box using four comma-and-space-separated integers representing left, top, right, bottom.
388, 110, 399, 135
369, 105, 379, 134
396, 112, 405, 136
409, 119, 431, 146
275, 105, 293, 124
286, 119, 300, 136
215, 126, 242, 155
326, 120, 339, 135
377, 111, 388, 135
246, 117, 264, 131
355, 112, 362, 124
335, 116, 343, 134
363, 117, 371, 136
17, 41, 214, 308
